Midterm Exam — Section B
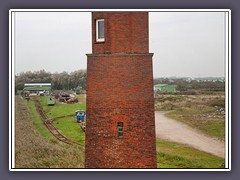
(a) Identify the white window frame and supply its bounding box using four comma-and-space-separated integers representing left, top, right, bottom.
96, 19, 104, 42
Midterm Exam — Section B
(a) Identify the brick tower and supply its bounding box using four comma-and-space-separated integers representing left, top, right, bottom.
85, 12, 157, 168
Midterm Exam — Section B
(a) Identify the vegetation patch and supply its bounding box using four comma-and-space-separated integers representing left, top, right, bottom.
38, 95, 86, 119
16, 96, 224, 169
23, 98, 51, 138
156, 139, 224, 168
36, 95, 86, 144
209, 98, 225, 108
53, 117, 85, 144
165, 106, 225, 139
15, 96, 84, 168
155, 93, 225, 140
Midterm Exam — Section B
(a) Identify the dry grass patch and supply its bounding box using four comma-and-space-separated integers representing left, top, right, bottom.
155, 94, 225, 139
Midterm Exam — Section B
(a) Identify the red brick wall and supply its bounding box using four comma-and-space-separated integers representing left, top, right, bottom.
85, 12, 157, 168
92, 12, 149, 54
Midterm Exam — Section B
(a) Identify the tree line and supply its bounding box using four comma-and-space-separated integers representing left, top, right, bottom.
154, 78, 225, 92
15, 69, 86, 92
16, 70, 225, 93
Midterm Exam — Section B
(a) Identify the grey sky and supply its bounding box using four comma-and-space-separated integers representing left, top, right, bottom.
14, 11, 226, 78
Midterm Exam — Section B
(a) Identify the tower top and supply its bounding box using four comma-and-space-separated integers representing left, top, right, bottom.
92, 12, 149, 54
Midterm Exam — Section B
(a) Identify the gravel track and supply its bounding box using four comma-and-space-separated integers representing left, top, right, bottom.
155, 111, 225, 158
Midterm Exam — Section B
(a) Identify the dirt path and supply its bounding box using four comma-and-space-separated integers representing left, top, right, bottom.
155, 111, 225, 158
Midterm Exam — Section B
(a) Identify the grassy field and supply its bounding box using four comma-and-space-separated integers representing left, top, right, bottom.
155, 93, 225, 139
17, 93, 225, 168
23, 98, 51, 138
16, 96, 84, 168
53, 117, 85, 144
156, 139, 224, 168
38, 95, 86, 118
37, 95, 86, 144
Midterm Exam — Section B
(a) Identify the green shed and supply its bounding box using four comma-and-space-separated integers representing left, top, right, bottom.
154, 84, 176, 93
23, 83, 51, 95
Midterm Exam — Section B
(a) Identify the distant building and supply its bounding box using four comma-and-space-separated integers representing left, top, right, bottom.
23, 83, 51, 94
154, 84, 176, 93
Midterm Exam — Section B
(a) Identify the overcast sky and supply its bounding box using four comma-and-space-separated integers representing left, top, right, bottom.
14, 11, 226, 78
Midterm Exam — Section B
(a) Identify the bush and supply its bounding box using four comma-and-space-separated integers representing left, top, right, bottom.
209, 99, 225, 108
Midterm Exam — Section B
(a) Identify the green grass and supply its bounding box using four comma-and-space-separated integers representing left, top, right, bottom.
38, 96, 86, 119
23, 98, 52, 138
156, 139, 224, 168
23, 95, 86, 144
206, 121, 225, 138
37, 95, 86, 144
53, 117, 85, 144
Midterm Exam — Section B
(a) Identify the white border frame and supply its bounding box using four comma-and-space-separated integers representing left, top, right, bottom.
9, 10, 16, 170
96, 19, 105, 42
9, 9, 231, 172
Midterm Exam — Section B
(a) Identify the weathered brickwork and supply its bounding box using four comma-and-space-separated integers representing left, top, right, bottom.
85, 12, 157, 168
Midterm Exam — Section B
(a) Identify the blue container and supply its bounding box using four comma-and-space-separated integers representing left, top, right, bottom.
75, 110, 85, 122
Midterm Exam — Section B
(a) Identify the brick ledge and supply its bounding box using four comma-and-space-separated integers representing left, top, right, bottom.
86, 53, 154, 57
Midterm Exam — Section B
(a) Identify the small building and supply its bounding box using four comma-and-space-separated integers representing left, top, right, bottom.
154, 84, 176, 93
23, 83, 51, 95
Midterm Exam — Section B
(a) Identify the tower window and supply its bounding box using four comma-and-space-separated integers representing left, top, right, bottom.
117, 122, 123, 137
96, 19, 104, 42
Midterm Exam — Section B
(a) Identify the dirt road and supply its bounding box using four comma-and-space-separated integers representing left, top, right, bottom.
155, 111, 225, 158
